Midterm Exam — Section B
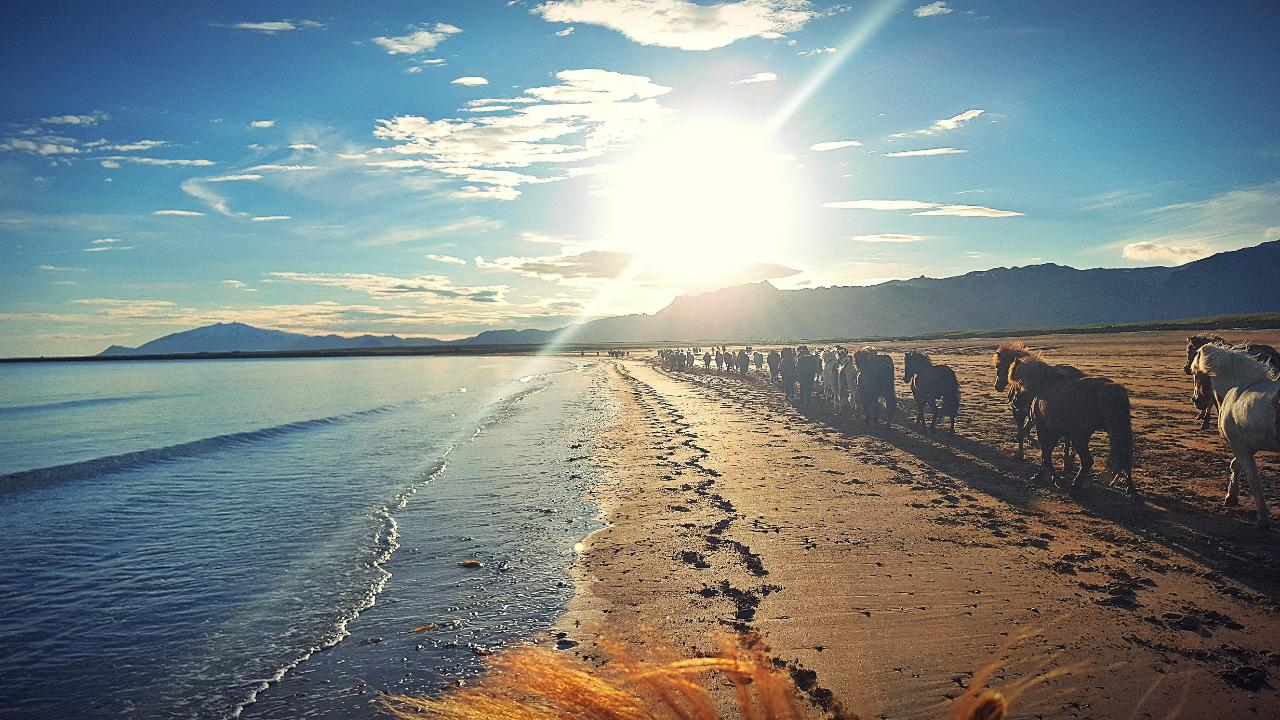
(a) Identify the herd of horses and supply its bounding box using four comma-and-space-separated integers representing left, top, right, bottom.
650, 333, 1280, 529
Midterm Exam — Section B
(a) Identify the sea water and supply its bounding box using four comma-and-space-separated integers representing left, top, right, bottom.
0, 355, 613, 719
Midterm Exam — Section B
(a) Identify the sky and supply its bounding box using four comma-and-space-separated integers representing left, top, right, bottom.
3, 0, 1279, 357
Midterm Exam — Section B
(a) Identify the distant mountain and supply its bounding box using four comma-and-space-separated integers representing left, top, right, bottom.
99, 322, 446, 356
98, 241, 1280, 356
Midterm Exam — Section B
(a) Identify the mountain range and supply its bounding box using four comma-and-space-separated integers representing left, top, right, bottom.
99, 240, 1280, 356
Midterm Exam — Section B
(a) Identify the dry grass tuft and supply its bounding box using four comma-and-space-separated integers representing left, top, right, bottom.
382, 630, 1077, 720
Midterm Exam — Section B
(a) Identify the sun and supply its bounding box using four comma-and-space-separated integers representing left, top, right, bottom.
597, 118, 803, 287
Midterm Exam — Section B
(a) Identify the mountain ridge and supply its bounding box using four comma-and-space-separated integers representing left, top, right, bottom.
96, 240, 1280, 356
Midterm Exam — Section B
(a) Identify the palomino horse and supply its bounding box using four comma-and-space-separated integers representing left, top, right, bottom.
1008, 356, 1137, 497
1192, 344, 1280, 530
837, 355, 857, 417
992, 343, 1083, 460
821, 349, 840, 412
853, 348, 896, 426
902, 351, 960, 433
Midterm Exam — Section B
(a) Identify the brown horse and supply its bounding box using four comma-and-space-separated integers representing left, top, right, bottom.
902, 351, 960, 433
1009, 356, 1137, 497
1184, 335, 1280, 429
991, 343, 1083, 460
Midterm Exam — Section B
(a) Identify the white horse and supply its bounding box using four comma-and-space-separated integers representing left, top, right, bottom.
837, 355, 857, 417
821, 349, 840, 410
1192, 344, 1280, 529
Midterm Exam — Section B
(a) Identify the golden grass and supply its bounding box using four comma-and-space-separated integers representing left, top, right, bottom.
380, 631, 1074, 720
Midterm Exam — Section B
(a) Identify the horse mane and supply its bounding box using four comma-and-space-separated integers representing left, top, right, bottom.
904, 350, 933, 366
1188, 333, 1227, 347
992, 342, 1041, 367
1199, 344, 1280, 384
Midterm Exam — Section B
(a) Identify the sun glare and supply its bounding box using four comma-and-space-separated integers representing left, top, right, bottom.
599, 119, 802, 286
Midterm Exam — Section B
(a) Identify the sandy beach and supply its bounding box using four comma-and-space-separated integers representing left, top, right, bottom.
553, 330, 1280, 719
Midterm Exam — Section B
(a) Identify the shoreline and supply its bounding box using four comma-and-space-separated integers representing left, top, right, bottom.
550, 330, 1280, 719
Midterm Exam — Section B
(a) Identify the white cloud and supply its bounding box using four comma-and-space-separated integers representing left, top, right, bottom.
798, 46, 836, 56
40, 113, 106, 126
222, 279, 259, 292
83, 243, 134, 253
531, 0, 818, 51
426, 253, 468, 265
852, 233, 929, 243
373, 23, 461, 54
883, 147, 967, 157
250, 120, 275, 128
452, 76, 490, 86
251, 215, 291, 222
0, 138, 79, 156
96, 155, 216, 166
892, 109, 985, 140
824, 198, 1023, 217
153, 209, 206, 217
363, 217, 502, 246
913, 1, 953, 18
84, 139, 168, 152
92, 237, 121, 244
288, 143, 320, 151
810, 139, 861, 151
247, 164, 318, 172
731, 72, 777, 85
38, 264, 85, 272
270, 271, 507, 304
556, 26, 576, 36
225, 19, 323, 34
1121, 240, 1212, 265
371, 68, 673, 200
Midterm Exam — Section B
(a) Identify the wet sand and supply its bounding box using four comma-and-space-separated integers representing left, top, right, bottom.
553, 330, 1280, 719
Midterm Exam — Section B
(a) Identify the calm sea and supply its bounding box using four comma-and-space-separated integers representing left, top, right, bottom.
0, 355, 613, 719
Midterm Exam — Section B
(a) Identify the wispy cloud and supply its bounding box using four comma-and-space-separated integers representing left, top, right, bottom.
152, 209, 206, 217
83, 237, 134, 252
824, 199, 1023, 217
883, 147, 966, 157
890, 109, 985, 140
362, 217, 502, 246
913, 1, 953, 18
1121, 240, 1211, 265
852, 233, 929, 243
1108, 181, 1280, 264
425, 253, 468, 265
731, 72, 777, 85
451, 76, 490, 86
531, 0, 818, 51
371, 68, 673, 200
250, 120, 275, 128
475, 249, 634, 282
810, 139, 862, 151
798, 46, 836, 56
222, 279, 259, 292
270, 271, 507, 303
555, 26, 576, 36
38, 264, 86, 273
222, 19, 324, 34
251, 215, 291, 222
1, 138, 79, 156
40, 113, 107, 126
96, 156, 216, 167
373, 23, 461, 54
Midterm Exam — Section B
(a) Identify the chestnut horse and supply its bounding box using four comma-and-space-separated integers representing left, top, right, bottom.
991, 343, 1083, 460
1009, 356, 1137, 497
902, 351, 960, 433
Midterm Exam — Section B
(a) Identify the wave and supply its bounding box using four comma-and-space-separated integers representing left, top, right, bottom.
228, 378, 553, 718
0, 392, 172, 416
0, 403, 406, 493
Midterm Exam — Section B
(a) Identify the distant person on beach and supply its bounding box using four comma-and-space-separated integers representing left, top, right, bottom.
796, 348, 817, 405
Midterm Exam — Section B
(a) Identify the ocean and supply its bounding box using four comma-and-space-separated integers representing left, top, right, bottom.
0, 355, 614, 719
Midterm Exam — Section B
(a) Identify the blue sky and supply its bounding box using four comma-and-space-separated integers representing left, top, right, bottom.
3, 0, 1279, 356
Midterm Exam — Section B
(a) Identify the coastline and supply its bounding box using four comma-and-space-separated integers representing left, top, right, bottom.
552, 330, 1280, 719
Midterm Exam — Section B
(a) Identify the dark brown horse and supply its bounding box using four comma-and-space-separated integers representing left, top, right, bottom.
853, 347, 896, 426
991, 343, 1083, 459
1009, 356, 1137, 497
902, 351, 960, 433
1184, 335, 1280, 429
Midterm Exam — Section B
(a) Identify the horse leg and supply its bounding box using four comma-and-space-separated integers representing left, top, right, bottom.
1225, 457, 1241, 507
1234, 451, 1271, 531
1012, 406, 1026, 459
915, 397, 925, 428
1035, 423, 1058, 484
929, 399, 939, 429
1070, 440, 1093, 493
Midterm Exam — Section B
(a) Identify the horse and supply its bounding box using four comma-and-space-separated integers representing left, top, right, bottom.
796, 349, 818, 405
1008, 356, 1137, 497
902, 351, 960, 433
821, 349, 840, 411
992, 343, 1083, 460
1184, 335, 1280, 430
837, 355, 857, 417
853, 347, 896, 426
780, 347, 797, 399
1191, 343, 1280, 529
767, 350, 781, 381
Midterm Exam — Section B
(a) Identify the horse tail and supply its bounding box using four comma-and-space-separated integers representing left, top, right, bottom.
940, 367, 960, 418
885, 368, 898, 415
1099, 383, 1133, 479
